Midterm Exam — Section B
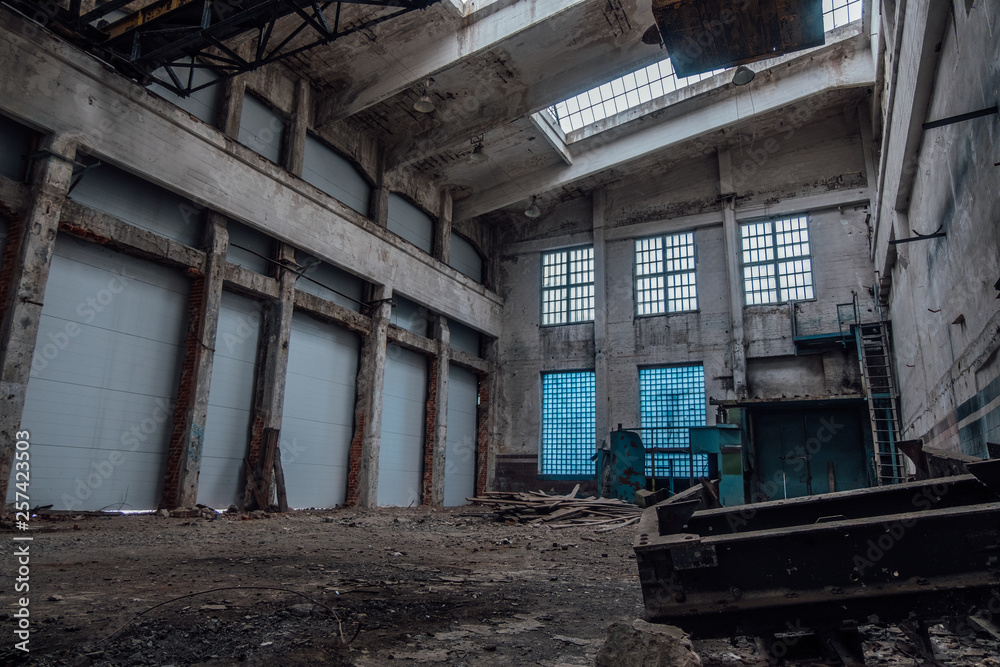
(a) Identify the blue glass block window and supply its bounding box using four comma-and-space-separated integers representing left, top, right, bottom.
640, 365, 707, 478
541, 371, 596, 476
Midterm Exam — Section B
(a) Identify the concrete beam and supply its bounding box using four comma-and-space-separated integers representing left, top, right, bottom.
529, 112, 573, 166
453, 36, 876, 221
0, 12, 502, 336
315, 0, 591, 126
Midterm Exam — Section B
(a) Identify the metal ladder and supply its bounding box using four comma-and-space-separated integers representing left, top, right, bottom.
856, 321, 905, 484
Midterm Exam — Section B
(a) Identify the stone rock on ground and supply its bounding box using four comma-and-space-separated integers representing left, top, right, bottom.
595, 619, 702, 667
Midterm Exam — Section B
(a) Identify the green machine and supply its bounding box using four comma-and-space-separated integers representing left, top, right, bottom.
690, 424, 746, 506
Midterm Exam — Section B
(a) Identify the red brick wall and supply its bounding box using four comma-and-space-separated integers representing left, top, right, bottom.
159, 271, 205, 509
421, 362, 438, 505
476, 375, 490, 496
0, 203, 24, 324
344, 413, 365, 507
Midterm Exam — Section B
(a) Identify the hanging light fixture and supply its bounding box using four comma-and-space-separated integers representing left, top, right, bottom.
413, 79, 435, 113
470, 139, 488, 163
732, 66, 755, 86
524, 196, 541, 219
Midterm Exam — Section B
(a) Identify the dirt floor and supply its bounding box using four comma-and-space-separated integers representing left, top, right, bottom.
2, 507, 999, 666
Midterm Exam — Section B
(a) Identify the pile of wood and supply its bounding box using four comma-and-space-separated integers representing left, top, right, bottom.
467, 485, 641, 531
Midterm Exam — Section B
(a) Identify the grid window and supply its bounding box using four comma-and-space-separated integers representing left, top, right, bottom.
640, 366, 707, 479
741, 215, 814, 305
542, 247, 595, 326
635, 233, 697, 316
823, 0, 863, 31
548, 60, 726, 133
541, 371, 596, 477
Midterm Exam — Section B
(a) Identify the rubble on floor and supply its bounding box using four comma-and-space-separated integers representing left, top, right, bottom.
468, 487, 641, 531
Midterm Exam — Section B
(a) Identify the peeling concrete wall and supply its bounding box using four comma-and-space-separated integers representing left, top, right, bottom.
879, 2, 1000, 456
494, 113, 874, 490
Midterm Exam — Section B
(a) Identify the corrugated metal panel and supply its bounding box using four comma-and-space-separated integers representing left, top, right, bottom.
378, 347, 427, 506
10, 236, 189, 511
444, 366, 478, 506
226, 220, 272, 275
302, 135, 372, 216
0, 113, 33, 181
387, 193, 433, 254
238, 94, 285, 165
198, 291, 261, 508
390, 294, 429, 336
148, 65, 222, 125
281, 311, 360, 508
449, 319, 481, 357
295, 251, 364, 313
449, 232, 483, 283
69, 160, 203, 247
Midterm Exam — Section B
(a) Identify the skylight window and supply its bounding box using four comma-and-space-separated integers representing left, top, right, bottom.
548, 61, 724, 134
547, 0, 863, 135
823, 0, 863, 31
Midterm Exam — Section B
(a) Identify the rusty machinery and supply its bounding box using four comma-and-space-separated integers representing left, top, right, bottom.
634, 457, 1000, 663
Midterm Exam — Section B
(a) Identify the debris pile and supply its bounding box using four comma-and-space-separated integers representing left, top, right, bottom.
468, 487, 641, 531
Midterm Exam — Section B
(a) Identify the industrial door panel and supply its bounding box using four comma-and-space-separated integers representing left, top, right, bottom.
752, 405, 870, 500
378, 347, 428, 506
199, 291, 261, 508
11, 236, 189, 511
444, 366, 478, 506
281, 311, 360, 508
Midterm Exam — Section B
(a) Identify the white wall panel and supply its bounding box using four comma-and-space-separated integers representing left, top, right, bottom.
378, 347, 427, 506
226, 220, 272, 275
149, 64, 222, 125
302, 135, 372, 216
198, 291, 261, 508
391, 294, 429, 336
281, 311, 360, 508
387, 193, 433, 254
0, 113, 32, 181
69, 160, 203, 247
238, 94, 285, 165
449, 232, 483, 283
9, 236, 189, 511
296, 252, 364, 312
444, 366, 478, 506
449, 319, 481, 357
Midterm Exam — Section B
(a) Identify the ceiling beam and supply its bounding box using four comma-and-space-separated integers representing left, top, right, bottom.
452, 35, 876, 221
315, 0, 592, 127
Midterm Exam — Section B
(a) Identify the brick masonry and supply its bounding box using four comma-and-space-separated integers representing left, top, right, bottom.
422, 360, 438, 505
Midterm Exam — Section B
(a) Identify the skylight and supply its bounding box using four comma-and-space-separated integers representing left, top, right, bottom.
546, 0, 863, 136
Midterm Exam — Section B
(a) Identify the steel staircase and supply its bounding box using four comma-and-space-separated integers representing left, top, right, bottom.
856, 321, 905, 484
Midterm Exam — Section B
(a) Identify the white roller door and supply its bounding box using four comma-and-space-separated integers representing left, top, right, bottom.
198, 291, 261, 508
444, 366, 478, 506
281, 311, 360, 508
378, 347, 427, 506
10, 236, 189, 511
238, 94, 285, 164
387, 194, 433, 253
449, 232, 483, 283
303, 135, 372, 216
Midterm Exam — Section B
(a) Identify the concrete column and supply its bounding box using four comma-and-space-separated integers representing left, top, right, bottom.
369, 147, 391, 228
719, 149, 748, 399
592, 189, 610, 449
168, 215, 229, 507
286, 79, 311, 177
244, 243, 297, 507
427, 318, 450, 506
352, 284, 392, 508
434, 189, 453, 264
219, 74, 247, 138
0, 134, 75, 506
477, 337, 499, 495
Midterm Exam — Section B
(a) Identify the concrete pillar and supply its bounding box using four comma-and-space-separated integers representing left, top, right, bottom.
369, 147, 391, 228
0, 134, 75, 507
244, 243, 297, 507
350, 284, 392, 507
434, 189, 453, 264
427, 318, 450, 506
592, 189, 610, 450
719, 149, 748, 399
286, 79, 310, 177
166, 215, 228, 508
477, 337, 499, 495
